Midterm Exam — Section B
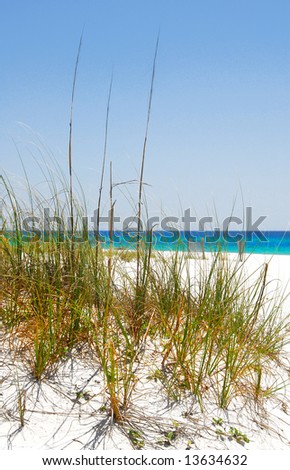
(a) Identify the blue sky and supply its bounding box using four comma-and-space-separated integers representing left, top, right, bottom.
1, 0, 290, 229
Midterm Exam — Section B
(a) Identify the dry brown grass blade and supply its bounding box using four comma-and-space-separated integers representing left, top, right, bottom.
68, 31, 83, 244
96, 74, 113, 264
136, 33, 159, 286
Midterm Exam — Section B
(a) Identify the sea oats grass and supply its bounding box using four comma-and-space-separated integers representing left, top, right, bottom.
1, 37, 290, 429
1, 164, 290, 428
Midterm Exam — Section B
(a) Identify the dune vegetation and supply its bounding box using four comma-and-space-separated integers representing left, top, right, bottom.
1, 40, 290, 448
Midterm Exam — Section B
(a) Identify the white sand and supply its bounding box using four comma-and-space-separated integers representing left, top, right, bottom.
1, 253, 290, 450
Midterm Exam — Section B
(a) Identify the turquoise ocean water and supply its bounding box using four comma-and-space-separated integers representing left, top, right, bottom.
95, 231, 290, 255
5, 231, 290, 255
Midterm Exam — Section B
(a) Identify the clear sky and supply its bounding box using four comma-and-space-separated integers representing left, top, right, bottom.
1, 0, 290, 230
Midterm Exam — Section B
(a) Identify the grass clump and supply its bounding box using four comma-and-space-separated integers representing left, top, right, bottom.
146, 252, 290, 409
1, 174, 290, 421
1, 171, 290, 416
2, 42, 289, 447
1, 149, 290, 428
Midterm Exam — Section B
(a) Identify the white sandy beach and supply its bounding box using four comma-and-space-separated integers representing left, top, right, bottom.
1, 253, 290, 451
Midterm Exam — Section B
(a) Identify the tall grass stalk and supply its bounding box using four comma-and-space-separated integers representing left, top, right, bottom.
130, 37, 159, 346
68, 32, 83, 267
136, 35, 159, 287
95, 75, 113, 265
